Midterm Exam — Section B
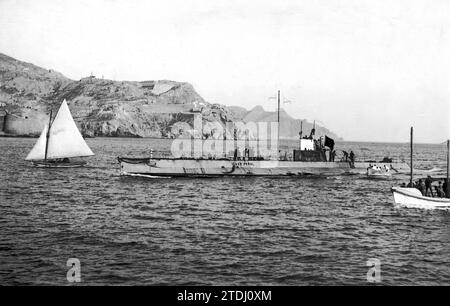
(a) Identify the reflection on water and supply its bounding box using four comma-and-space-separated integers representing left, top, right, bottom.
0, 137, 449, 285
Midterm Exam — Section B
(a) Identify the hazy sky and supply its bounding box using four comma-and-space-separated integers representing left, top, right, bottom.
0, 0, 449, 142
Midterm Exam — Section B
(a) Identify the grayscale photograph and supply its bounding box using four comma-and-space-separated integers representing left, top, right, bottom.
0, 0, 449, 291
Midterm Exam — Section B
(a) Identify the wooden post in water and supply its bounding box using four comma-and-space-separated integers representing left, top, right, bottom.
410, 127, 413, 187
44, 110, 52, 161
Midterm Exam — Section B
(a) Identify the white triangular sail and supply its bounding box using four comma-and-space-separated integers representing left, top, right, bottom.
25, 100, 94, 160
46, 99, 94, 159
25, 124, 48, 160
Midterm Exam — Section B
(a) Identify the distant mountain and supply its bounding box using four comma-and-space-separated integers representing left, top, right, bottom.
229, 105, 343, 140
0, 52, 342, 140
227, 106, 248, 121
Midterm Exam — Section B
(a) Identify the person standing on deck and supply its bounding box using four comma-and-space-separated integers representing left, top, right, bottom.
437, 181, 444, 197
424, 175, 434, 197
349, 151, 355, 167
330, 150, 336, 162
435, 184, 444, 197
443, 179, 448, 198
246, 148, 250, 160
343, 151, 349, 162
416, 179, 425, 195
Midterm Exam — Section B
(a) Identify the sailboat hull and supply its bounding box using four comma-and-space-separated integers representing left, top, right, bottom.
32, 160, 87, 168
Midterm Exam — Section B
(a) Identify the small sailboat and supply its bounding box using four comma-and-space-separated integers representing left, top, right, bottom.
391, 127, 450, 209
25, 100, 94, 167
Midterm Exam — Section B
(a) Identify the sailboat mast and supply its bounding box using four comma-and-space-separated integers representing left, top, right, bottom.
447, 139, 449, 197
410, 126, 413, 187
299, 120, 303, 149
277, 90, 280, 150
44, 110, 52, 161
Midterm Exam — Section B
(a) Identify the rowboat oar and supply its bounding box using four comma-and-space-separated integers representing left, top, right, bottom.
390, 164, 399, 173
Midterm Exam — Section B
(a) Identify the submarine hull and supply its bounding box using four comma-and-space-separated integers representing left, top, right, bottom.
118, 157, 410, 177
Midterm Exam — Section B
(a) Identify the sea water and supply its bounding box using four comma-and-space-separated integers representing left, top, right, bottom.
0, 137, 449, 285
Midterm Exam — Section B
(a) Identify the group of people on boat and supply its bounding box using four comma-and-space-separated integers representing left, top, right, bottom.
56, 158, 70, 163
403, 176, 449, 198
233, 147, 265, 161
367, 164, 391, 172
342, 151, 355, 163
43, 158, 71, 164
325, 149, 355, 164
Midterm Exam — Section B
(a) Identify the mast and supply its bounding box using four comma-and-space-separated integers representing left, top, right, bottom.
410, 126, 413, 187
277, 90, 280, 150
44, 110, 52, 161
299, 120, 303, 149
447, 139, 449, 197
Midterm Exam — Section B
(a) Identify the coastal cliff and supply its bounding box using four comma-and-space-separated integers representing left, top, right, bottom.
0, 53, 341, 140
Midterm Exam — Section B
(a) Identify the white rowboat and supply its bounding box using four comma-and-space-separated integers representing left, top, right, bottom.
391, 187, 450, 210
367, 166, 392, 179
391, 128, 449, 210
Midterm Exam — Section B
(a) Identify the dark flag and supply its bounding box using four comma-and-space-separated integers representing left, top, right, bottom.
324, 136, 335, 151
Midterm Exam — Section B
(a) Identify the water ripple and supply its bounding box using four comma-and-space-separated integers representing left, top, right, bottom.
1, 138, 449, 285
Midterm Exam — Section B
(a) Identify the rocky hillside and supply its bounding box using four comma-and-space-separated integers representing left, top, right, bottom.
0, 53, 237, 138
0, 52, 341, 140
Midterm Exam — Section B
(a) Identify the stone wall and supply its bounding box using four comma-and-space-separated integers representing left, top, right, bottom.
3, 110, 48, 136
